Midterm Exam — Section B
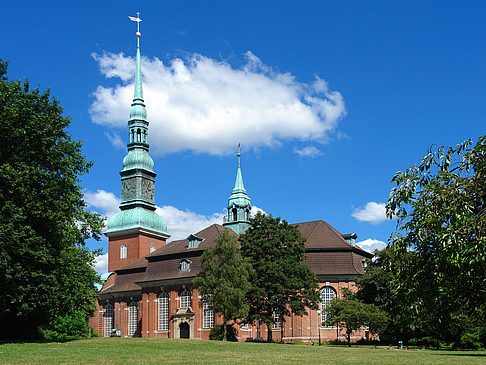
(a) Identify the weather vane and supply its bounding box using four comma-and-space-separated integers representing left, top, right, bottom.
128, 12, 142, 44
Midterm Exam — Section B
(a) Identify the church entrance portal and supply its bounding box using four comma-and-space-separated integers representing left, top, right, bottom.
179, 322, 190, 339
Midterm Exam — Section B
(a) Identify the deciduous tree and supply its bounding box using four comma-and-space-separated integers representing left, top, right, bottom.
240, 213, 319, 342
0, 60, 104, 338
386, 136, 486, 346
326, 291, 389, 347
193, 229, 252, 341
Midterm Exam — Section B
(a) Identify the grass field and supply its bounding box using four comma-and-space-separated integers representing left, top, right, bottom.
0, 337, 484, 364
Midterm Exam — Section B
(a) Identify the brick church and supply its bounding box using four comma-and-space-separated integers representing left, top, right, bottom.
90, 21, 372, 342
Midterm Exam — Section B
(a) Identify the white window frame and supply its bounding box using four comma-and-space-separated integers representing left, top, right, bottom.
103, 304, 114, 337
272, 311, 282, 330
180, 259, 190, 272
158, 292, 169, 331
120, 244, 127, 259
150, 245, 156, 253
128, 301, 138, 337
180, 290, 191, 309
320, 286, 336, 327
202, 295, 214, 329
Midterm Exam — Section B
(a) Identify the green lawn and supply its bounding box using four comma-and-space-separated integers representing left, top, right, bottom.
0, 338, 484, 364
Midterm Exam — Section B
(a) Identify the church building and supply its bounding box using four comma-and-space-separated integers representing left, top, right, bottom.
90, 20, 372, 342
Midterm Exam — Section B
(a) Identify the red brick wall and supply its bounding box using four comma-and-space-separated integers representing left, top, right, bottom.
108, 233, 167, 272
93, 279, 368, 342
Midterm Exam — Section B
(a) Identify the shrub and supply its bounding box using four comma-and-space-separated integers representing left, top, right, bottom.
43, 312, 90, 341
460, 332, 482, 350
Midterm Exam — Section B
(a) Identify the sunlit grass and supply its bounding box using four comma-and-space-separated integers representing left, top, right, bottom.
0, 337, 484, 364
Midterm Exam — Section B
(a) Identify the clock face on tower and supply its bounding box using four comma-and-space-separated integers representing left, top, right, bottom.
141, 179, 154, 200
121, 178, 136, 199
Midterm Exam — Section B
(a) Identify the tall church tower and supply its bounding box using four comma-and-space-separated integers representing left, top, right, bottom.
105, 16, 170, 272
223, 148, 252, 234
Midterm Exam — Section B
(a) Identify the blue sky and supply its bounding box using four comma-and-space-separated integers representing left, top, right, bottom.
4, 1, 485, 272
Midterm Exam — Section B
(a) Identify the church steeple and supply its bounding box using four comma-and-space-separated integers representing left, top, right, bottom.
105, 14, 169, 272
223, 146, 252, 234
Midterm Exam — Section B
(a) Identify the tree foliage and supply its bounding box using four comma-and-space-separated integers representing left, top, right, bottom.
386, 135, 486, 346
355, 248, 421, 343
326, 291, 389, 347
0, 59, 104, 338
193, 229, 252, 341
239, 213, 319, 342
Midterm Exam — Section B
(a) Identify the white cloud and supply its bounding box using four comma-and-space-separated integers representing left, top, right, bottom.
85, 189, 120, 220
251, 206, 266, 216
85, 190, 266, 241
94, 253, 108, 274
155, 205, 224, 241
356, 238, 387, 253
90, 51, 346, 155
352, 202, 387, 225
294, 146, 323, 158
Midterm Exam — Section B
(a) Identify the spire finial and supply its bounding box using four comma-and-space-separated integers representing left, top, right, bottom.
237, 143, 241, 168
129, 12, 142, 47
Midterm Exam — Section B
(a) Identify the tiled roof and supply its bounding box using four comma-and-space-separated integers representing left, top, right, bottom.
99, 220, 372, 297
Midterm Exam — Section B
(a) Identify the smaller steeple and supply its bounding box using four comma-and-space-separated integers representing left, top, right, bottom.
223, 145, 252, 234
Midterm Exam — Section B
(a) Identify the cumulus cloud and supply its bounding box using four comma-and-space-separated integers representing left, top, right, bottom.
84, 189, 266, 241
356, 238, 387, 253
352, 202, 387, 225
294, 146, 323, 158
90, 51, 346, 155
94, 253, 108, 273
85, 189, 120, 219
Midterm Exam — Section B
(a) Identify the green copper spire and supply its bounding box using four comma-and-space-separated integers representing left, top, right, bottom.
106, 14, 169, 238
223, 145, 252, 234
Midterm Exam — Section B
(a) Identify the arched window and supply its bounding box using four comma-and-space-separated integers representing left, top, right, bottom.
202, 294, 214, 329
150, 245, 156, 253
180, 259, 190, 272
103, 304, 114, 337
158, 292, 169, 331
180, 290, 191, 309
232, 208, 237, 221
320, 287, 336, 327
128, 301, 138, 337
120, 244, 127, 259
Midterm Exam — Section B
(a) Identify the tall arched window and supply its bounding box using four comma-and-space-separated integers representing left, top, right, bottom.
272, 311, 281, 329
320, 287, 336, 327
120, 244, 127, 259
158, 292, 169, 331
128, 301, 138, 337
232, 208, 237, 221
202, 294, 214, 329
103, 304, 114, 337
180, 290, 191, 309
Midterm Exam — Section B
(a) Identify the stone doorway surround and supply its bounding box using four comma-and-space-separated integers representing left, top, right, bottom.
172, 307, 195, 339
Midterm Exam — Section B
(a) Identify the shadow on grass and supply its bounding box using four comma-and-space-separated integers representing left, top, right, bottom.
0, 337, 91, 345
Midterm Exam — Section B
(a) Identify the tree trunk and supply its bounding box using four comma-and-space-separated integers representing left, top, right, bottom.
347, 332, 351, 347
223, 319, 228, 341
267, 321, 273, 343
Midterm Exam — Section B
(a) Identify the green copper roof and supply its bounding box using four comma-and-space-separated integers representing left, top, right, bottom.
122, 149, 154, 172
105, 207, 168, 236
228, 153, 251, 207
133, 46, 143, 102
106, 22, 169, 238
